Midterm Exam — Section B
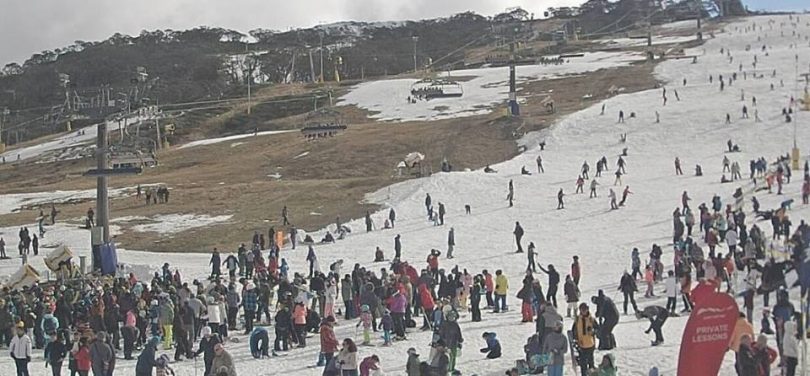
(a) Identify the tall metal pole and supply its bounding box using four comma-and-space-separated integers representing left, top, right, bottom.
319, 32, 324, 83
96, 121, 110, 245
696, 0, 703, 41
155, 101, 162, 150
412, 36, 419, 73
246, 43, 252, 114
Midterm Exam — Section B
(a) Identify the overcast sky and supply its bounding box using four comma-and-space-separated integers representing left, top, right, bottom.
0, 0, 803, 66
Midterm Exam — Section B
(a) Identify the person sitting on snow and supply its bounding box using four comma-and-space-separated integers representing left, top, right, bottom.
484, 165, 497, 173
521, 166, 531, 176
374, 247, 385, 262
320, 232, 335, 243
480, 332, 502, 359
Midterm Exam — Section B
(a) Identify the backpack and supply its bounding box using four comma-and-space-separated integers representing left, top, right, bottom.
43, 318, 57, 334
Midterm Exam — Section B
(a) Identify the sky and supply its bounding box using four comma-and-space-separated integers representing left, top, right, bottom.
0, 0, 805, 67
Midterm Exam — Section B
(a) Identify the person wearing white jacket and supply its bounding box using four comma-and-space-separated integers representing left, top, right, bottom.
207, 297, 222, 334
9, 325, 32, 376
781, 321, 799, 376
725, 228, 738, 253
664, 271, 679, 314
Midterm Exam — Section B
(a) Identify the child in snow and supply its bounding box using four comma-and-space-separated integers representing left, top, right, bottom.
359, 354, 381, 376
480, 332, 502, 359
644, 266, 655, 298
156, 354, 175, 376
381, 309, 393, 346
357, 305, 372, 345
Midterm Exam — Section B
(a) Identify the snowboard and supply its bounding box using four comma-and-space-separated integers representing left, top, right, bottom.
566, 330, 578, 372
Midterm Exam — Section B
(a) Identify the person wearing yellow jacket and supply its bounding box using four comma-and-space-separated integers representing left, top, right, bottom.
571, 303, 597, 376
494, 270, 509, 313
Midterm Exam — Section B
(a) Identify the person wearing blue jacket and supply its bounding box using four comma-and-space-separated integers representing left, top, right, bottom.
480, 332, 501, 359
249, 327, 269, 358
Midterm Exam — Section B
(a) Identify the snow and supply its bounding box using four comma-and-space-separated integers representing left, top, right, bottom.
659, 20, 699, 31
0, 113, 154, 163
0, 187, 136, 215
597, 35, 699, 48
178, 130, 295, 149
0, 15, 808, 376
339, 51, 647, 122
294, 151, 310, 159
115, 214, 234, 235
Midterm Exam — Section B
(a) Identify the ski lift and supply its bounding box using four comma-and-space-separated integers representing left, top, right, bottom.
409, 78, 463, 100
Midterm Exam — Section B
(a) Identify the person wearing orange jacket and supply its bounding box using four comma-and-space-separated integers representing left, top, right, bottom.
292, 302, 308, 348
483, 270, 495, 308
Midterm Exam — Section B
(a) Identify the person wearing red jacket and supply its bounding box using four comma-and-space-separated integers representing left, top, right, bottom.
72, 338, 91, 376
418, 283, 435, 330
320, 316, 339, 367
483, 270, 494, 308
571, 256, 581, 286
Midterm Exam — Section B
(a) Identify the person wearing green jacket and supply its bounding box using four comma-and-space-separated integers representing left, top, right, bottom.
589, 353, 617, 376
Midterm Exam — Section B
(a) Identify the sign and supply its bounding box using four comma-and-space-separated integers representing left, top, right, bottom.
677, 291, 739, 376
83, 167, 142, 177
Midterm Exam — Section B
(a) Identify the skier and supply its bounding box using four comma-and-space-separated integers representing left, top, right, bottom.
575, 176, 584, 193
589, 179, 599, 198
618, 271, 639, 315
581, 162, 590, 179
637, 305, 669, 346
619, 186, 632, 206
513, 222, 524, 253
609, 189, 618, 210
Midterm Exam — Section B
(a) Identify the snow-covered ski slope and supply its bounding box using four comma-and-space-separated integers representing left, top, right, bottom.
339, 51, 647, 122
0, 15, 808, 376
0, 113, 154, 163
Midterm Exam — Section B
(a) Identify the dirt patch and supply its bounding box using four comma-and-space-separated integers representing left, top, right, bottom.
0, 59, 662, 252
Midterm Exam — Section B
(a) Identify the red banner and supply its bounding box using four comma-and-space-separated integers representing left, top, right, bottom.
677, 290, 738, 376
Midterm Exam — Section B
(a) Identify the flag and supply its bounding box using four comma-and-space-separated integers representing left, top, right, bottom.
677, 291, 738, 376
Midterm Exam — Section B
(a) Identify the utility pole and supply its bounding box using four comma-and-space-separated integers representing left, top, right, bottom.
412, 36, 419, 73
696, 0, 703, 40
95, 121, 110, 246
246, 43, 252, 114
508, 27, 519, 116
319, 32, 325, 83
155, 100, 161, 150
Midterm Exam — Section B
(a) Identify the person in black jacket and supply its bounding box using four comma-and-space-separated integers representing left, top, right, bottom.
274, 305, 291, 352
136, 336, 159, 376
470, 276, 483, 322
194, 327, 221, 376
592, 290, 619, 350
537, 264, 560, 307
513, 222, 524, 253
618, 272, 639, 314
103, 305, 120, 351
44, 331, 68, 376
636, 305, 669, 346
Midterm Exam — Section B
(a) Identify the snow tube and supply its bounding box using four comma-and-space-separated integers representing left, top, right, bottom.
44, 244, 73, 272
